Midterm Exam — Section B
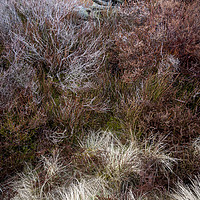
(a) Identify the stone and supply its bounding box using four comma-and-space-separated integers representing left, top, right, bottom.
74, 0, 124, 20
92, 0, 123, 6
91, 2, 108, 10
75, 6, 91, 19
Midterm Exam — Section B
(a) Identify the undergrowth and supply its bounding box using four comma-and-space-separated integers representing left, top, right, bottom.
0, 0, 199, 199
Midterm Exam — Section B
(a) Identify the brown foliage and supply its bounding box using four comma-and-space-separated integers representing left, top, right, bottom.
148, 0, 200, 78
108, 0, 200, 81
0, 89, 47, 182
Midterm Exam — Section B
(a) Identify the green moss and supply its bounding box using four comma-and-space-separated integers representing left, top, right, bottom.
105, 116, 122, 131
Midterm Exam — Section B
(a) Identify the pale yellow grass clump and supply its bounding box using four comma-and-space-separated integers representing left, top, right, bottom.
11, 150, 110, 200
10, 130, 176, 199
79, 131, 176, 196
171, 176, 200, 200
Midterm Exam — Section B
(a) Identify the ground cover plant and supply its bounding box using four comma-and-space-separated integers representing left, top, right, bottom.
0, 0, 199, 199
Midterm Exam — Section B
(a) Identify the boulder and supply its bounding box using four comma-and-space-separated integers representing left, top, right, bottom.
75, 6, 91, 19
92, 0, 123, 6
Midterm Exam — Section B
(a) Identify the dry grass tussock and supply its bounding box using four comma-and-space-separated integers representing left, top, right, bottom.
8, 131, 176, 199
171, 175, 200, 200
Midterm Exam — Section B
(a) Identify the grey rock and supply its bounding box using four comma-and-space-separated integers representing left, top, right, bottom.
75, 6, 91, 19
91, 2, 108, 10
92, 0, 123, 6
74, 0, 124, 20
92, 0, 111, 6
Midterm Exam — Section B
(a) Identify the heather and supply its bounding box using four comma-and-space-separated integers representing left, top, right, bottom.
0, 0, 199, 199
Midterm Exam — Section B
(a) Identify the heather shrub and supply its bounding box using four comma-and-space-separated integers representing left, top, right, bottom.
1, 0, 106, 91
0, 88, 47, 182
0, 62, 40, 109
109, 0, 200, 80
147, 0, 200, 79
107, 62, 199, 185
0, 0, 200, 199
0, 0, 109, 184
